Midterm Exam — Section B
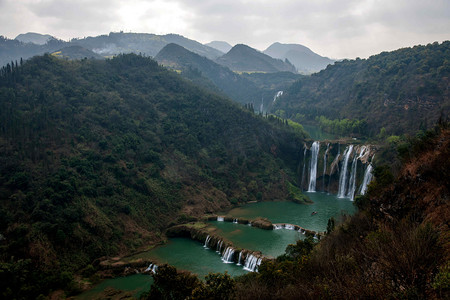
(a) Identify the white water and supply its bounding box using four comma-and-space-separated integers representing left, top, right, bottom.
285, 224, 295, 230
217, 216, 224, 222
322, 143, 330, 191
222, 247, 235, 263
260, 97, 264, 113
273, 224, 283, 230
204, 235, 211, 248
145, 263, 158, 273
347, 154, 358, 200
272, 91, 283, 103
237, 252, 243, 266
243, 254, 262, 272
338, 145, 353, 198
216, 240, 223, 253
359, 164, 373, 195
308, 141, 320, 192
233, 218, 238, 224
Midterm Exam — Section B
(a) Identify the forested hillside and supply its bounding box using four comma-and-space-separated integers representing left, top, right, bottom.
274, 41, 450, 136
0, 54, 307, 298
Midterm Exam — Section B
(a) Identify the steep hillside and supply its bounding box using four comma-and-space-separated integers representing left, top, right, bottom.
0, 54, 307, 298
264, 42, 335, 74
155, 43, 260, 104
216, 44, 297, 73
205, 41, 232, 53
274, 41, 450, 136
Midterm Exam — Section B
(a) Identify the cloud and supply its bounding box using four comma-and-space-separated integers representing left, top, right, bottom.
0, 0, 449, 58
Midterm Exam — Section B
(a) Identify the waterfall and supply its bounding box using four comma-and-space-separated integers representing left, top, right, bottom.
322, 143, 330, 191
308, 141, 320, 192
243, 254, 262, 272
145, 263, 158, 274
260, 97, 264, 113
216, 240, 223, 253
272, 91, 283, 103
237, 252, 243, 266
217, 216, 224, 221
273, 224, 283, 230
359, 164, 373, 195
347, 154, 358, 200
221, 247, 235, 263
285, 224, 295, 230
301, 146, 307, 190
338, 145, 353, 198
233, 218, 238, 224
204, 235, 211, 248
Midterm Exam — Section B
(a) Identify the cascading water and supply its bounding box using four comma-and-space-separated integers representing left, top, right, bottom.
338, 145, 353, 198
237, 252, 243, 266
243, 254, 262, 272
217, 216, 224, 221
233, 219, 238, 224
216, 240, 223, 253
359, 164, 373, 195
347, 154, 358, 200
145, 263, 158, 273
204, 235, 211, 248
273, 224, 283, 230
301, 146, 307, 190
285, 224, 295, 230
221, 247, 235, 263
322, 143, 330, 191
272, 91, 283, 103
308, 141, 320, 192
260, 97, 264, 113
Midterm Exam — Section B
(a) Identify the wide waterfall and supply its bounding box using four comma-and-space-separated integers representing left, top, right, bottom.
222, 247, 235, 263
322, 143, 330, 191
217, 216, 224, 221
308, 141, 320, 192
244, 254, 262, 272
338, 145, 353, 198
204, 235, 211, 248
359, 164, 373, 195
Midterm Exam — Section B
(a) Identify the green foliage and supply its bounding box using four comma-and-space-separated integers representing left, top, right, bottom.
315, 115, 368, 136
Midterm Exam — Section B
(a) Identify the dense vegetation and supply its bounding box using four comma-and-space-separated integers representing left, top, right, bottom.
0, 54, 307, 298
143, 123, 450, 299
274, 41, 450, 136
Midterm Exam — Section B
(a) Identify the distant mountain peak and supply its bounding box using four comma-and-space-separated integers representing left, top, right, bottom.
205, 41, 232, 54
15, 32, 54, 45
264, 42, 334, 74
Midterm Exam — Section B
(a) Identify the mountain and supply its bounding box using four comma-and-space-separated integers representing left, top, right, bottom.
0, 32, 223, 67
51, 45, 104, 60
205, 41, 232, 53
70, 32, 223, 59
273, 41, 450, 136
0, 53, 308, 298
264, 42, 335, 74
15, 32, 54, 45
216, 44, 297, 73
155, 43, 260, 104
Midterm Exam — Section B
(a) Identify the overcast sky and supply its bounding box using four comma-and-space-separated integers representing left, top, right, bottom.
1, 0, 449, 58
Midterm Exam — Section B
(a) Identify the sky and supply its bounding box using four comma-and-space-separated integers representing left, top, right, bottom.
0, 0, 449, 59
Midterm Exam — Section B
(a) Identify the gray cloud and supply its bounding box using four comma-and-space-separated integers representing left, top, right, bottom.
1, 0, 449, 58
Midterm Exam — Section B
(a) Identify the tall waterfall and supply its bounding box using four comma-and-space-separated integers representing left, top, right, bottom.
338, 145, 353, 198
322, 143, 330, 191
222, 247, 235, 263
216, 240, 223, 253
301, 146, 307, 190
244, 253, 262, 272
237, 252, 243, 265
145, 263, 158, 273
260, 97, 264, 113
308, 141, 320, 192
347, 154, 358, 200
359, 164, 373, 195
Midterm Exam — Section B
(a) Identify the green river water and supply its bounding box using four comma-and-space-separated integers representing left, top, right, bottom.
78, 192, 355, 298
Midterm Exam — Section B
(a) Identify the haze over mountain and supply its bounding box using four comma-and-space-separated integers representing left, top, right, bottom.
264, 42, 335, 74
51, 45, 104, 60
216, 44, 297, 73
205, 41, 233, 54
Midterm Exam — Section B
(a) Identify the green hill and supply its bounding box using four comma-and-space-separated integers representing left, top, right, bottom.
216, 44, 297, 73
0, 53, 307, 298
274, 41, 450, 136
